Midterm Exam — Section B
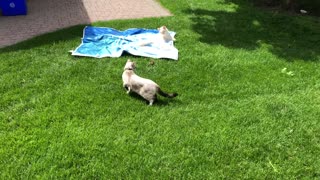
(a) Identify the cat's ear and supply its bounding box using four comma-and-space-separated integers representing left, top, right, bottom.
127, 59, 131, 62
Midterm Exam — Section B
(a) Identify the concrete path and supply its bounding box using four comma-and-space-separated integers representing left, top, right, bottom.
0, 0, 171, 48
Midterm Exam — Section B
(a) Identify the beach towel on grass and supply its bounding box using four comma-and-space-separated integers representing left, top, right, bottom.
71, 26, 178, 60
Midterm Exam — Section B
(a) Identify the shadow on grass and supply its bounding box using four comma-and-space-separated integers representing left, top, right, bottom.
0, 25, 88, 54
127, 91, 180, 106
185, 0, 320, 61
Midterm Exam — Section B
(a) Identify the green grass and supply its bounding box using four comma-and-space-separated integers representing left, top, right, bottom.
1, 0, 320, 178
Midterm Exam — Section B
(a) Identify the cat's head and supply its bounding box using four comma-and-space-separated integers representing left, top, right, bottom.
124, 59, 136, 70
158, 26, 168, 34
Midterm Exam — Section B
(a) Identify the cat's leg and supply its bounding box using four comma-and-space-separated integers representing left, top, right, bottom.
123, 84, 131, 94
126, 86, 131, 94
148, 95, 157, 106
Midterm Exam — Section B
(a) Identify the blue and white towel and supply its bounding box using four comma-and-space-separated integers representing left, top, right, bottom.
71, 26, 178, 60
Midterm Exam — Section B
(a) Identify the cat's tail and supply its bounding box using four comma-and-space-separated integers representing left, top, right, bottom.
157, 88, 178, 98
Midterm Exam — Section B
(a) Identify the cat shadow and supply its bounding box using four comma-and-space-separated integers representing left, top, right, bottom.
128, 92, 177, 106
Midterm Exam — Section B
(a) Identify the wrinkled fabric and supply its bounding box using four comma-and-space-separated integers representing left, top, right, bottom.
71, 26, 178, 60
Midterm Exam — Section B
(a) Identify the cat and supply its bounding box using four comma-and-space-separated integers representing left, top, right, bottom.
122, 59, 178, 105
158, 25, 176, 42
139, 25, 176, 47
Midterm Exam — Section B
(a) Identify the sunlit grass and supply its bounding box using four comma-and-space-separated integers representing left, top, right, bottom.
1, 0, 320, 178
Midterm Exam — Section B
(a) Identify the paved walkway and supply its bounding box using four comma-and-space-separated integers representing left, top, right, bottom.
0, 0, 171, 48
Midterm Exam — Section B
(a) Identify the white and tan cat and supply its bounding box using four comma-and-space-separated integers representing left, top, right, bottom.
122, 59, 178, 105
158, 25, 176, 42
139, 26, 176, 47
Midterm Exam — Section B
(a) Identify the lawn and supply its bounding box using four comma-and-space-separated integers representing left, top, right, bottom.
1, 0, 320, 178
